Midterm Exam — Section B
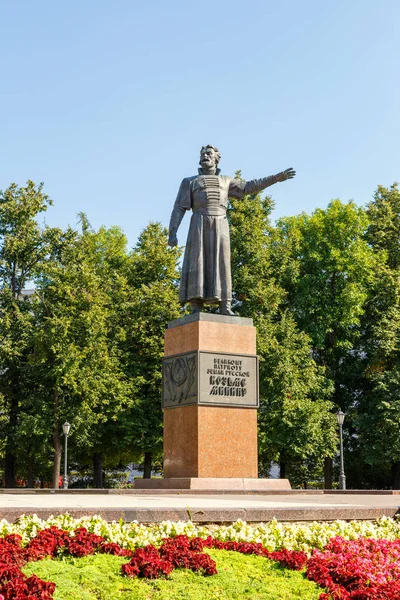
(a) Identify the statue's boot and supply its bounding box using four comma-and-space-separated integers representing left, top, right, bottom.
190, 299, 204, 314
219, 300, 238, 316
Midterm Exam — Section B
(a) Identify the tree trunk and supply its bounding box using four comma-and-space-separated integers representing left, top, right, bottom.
279, 459, 286, 479
52, 390, 62, 489
27, 456, 34, 488
52, 430, 62, 489
391, 462, 400, 489
324, 457, 333, 489
4, 452, 16, 488
143, 452, 152, 479
93, 453, 103, 488
5, 394, 18, 488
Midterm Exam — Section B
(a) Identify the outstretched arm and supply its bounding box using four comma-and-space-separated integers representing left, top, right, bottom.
244, 168, 296, 195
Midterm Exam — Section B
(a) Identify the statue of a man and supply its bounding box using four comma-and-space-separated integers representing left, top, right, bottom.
168, 145, 295, 316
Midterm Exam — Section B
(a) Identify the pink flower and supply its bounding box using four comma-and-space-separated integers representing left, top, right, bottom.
306, 536, 400, 599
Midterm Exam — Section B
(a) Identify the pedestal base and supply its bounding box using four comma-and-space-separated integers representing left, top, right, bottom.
134, 477, 292, 491
164, 405, 258, 478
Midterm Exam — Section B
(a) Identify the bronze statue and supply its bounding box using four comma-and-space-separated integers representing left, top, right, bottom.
168, 145, 295, 315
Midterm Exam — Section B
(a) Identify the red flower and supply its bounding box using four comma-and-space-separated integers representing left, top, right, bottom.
100, 543, 133, 557
306, 536, 400, 599
121, 562, 140, 577
266, 549, 308, 570
121, 536, 218, 580
3, 536, 22, 548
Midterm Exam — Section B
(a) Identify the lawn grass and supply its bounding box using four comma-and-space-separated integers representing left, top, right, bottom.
23, 550, 323, 599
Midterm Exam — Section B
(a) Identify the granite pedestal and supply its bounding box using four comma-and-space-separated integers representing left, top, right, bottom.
136, 313, 291, 491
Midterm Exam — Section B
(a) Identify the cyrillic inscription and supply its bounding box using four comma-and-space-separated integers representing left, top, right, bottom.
199, 352, 258, 407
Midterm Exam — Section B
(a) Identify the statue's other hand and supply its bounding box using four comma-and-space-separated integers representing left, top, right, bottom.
168, 234, 178, 247
276, 167, 296, 182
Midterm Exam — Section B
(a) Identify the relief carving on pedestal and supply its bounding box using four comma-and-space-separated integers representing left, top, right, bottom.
163, 353, 197, 405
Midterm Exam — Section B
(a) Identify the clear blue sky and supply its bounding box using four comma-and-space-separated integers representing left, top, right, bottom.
1, 1, 399, 247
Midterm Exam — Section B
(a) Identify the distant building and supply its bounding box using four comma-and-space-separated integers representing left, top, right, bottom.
21, 288, 35, 298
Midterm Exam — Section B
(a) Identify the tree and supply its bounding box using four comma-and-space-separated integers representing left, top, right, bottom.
274, 200, 384, 487
256, 313, 335, 479
76, 223, 136, 488
367, 184, 400, 270
0, 181, 60, 487
31, 218, 130, 488
354, 184, 400, 487
228, 188, 337, 481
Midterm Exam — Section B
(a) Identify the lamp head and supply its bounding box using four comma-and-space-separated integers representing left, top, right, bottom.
62, 422, 71, 436
336, 410, 345, 426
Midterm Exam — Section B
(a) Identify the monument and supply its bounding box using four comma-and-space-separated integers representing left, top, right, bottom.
136, 146, 295, 490
168, 145, 295, 315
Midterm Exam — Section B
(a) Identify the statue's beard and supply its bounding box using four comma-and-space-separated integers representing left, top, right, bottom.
200, 163, 216, 174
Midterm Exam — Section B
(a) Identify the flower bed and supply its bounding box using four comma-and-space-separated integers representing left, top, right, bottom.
1, 516, 400, 598
0, 528, 307, 598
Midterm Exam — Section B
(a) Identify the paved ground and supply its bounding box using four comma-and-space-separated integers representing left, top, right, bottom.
0, 492, 398, 522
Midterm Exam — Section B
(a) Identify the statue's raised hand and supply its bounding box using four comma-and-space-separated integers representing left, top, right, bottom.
276, 168, 296, 182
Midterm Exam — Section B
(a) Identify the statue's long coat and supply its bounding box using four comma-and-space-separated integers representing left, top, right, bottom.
169, 169, 276, 304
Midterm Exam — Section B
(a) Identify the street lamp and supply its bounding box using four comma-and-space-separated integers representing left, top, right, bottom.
62, 422, 71, 490
336, 410, 346, 490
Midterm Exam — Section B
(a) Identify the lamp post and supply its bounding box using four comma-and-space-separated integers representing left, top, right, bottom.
62, 422, 71, 490
336, 410, 346, 490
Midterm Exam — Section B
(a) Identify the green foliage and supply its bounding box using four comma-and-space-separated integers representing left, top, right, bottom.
0, 184, 183, 485
275, 200, 380, 370
30, 219, 131, 486
24, 551, 322, 599
352, 184, 400, 485
229, 191, 283, 315
122, 223, 182, 466
0, 180, 54, 293
271, 200, 391, 486
228, 192, 337, 476
367, 183, 400, 269
257, 313, 336, 471
0, 181, 62, 486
